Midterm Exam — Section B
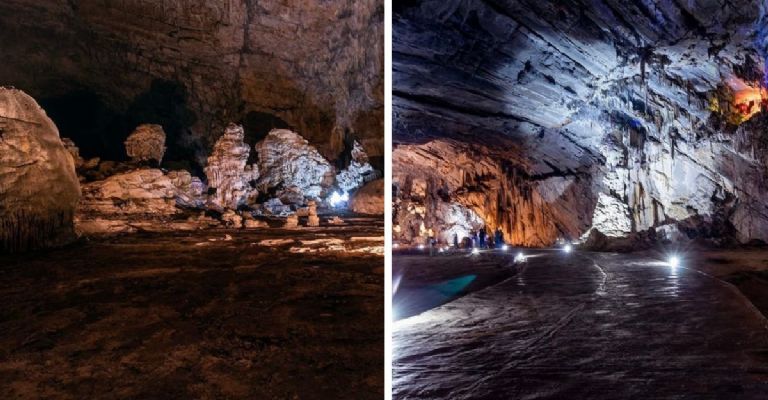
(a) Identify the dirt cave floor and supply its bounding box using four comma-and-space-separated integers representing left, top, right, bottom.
0, 217, 383, 399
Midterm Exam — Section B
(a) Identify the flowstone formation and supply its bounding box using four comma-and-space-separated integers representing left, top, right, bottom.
204, 123, 258, 211
393, 0, 768, 248
0, 87, 80, 252
124, 124, 166, 165
254, 129, 334, 204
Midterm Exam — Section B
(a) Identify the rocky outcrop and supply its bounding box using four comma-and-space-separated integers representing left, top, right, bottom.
350, 179, 384, 215
79, 169, 177, 216
254, 129, 334, 204
204, 124, 257, 210
167, 170, 206, 209
336, 141, 377, 193
393, 0, 768, 246
124, 124, 166, 165
0, 87, 80, 252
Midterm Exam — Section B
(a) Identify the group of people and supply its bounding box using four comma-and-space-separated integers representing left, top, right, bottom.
441, 227, 505, 250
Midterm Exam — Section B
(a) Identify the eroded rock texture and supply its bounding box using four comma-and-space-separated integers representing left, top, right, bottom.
0, 0, 384, 166
0, 87, 80, 252
125, 124, 166, 165
350, 179, 385, 215
394, 0, 768, 246
204, 124, 257, 211
336, 141, 377, 193
255, 129, 334, 204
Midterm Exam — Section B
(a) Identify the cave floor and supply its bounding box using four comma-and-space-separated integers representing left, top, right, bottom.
0, 218, 383, 400
393, 249, 768, 399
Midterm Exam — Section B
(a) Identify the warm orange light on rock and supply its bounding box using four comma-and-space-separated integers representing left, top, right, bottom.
728, 77, 767, 121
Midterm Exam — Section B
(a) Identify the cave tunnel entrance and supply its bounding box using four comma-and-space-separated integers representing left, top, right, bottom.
38, 79, 201, 175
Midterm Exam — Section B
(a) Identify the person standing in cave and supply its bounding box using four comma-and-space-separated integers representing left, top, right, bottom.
495, 228, 504, 248
453, 233, 459, 248
479, 229, 486, 248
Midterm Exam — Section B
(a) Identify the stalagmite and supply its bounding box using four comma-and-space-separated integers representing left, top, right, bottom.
125, 124, 167, 165
0, 87, 80, 252
204, 123, 257, 211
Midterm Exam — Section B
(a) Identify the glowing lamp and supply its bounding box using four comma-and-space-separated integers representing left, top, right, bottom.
472, 248, 479, 255
393, 243, 399, 249
563, 244, 572, 253
418, 244, 425, 250
515, 252, 525, 263
501, 244, 509, 251
328, 191, 349, 207
668, 255, 680, 268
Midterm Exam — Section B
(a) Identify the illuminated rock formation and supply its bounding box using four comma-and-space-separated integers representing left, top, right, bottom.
61, 137, 84, 169
350, 179, 385, 215
124, 124, 166, 165
336, 141, 377, 193
167, 170, 206, 209
254, 129, 334, 204
204, 123, 257, 211
0, 87, 80, 252
393, 0, 768, 246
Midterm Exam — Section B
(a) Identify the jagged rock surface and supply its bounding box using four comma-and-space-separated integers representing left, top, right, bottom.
0, 87, 80, 252
124, 124, 166, 164
0, 1, 384, 164
336, 141, 377, 193
254, 129, 334, 203
394, 0, 768, 246
79, 169, 178, 216
167, 170, 206, 209
350, 179, 385, 215
204, 124, 257, 210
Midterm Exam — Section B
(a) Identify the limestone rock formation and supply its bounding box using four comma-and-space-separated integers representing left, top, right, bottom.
306, 200, 320, 227
125, 124, 166, 165
336, 141, 377, 193
393, 0, 768, 246
79, 169, 178, 216
350, 179, 384, 215
205, 123, 257, 210
0, 87, 80, 252
167, 170, 206, 209
255, 129, 334, 203
61, 137, 84, 169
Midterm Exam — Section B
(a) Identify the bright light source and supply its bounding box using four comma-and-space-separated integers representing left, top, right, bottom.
563, 244, 572, 253
502, 244, 509, 251
418, 244, 425, 250
393, 243, 399, 248
328, 191, 349, 207
515, 252, 525, 263
438, 248, 445, 253
472, 248, 479, 255
668, 255, 680, 268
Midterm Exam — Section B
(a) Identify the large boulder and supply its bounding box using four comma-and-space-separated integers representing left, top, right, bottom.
124, 124, 166, 165
255, 129, 334, 203
204, 123, 257, 210
0, 87, 80, 252
350, 179, 384, 215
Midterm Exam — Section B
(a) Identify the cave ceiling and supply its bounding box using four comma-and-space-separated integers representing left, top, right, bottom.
0, 0, 384, 166
394, 0, 766, 175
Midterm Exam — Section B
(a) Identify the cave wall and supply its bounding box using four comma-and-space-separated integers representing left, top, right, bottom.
0, 0, 383, 167
393, 0, 768, 246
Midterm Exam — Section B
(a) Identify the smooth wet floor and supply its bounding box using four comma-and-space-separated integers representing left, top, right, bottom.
393, 250, 768, 399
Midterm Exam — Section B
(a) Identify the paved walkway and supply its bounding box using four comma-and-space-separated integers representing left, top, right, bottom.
393, 250, 768, 399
